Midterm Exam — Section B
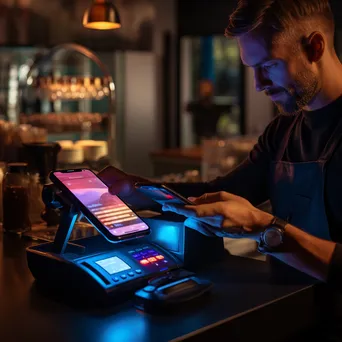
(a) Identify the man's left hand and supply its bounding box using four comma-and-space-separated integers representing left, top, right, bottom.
162, 191, 273, 240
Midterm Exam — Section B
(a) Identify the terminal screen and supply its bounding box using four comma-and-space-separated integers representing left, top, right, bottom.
96, 256, 131, 275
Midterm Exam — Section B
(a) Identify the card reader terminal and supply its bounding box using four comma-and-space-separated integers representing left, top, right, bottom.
28, 240, 181, 302
77, 244, 176, 287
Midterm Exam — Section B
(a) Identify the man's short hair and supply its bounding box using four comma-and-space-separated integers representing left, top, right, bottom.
225, 0, 334, 38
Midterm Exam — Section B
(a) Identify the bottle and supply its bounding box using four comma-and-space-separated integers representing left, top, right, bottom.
3, 163, 31, 234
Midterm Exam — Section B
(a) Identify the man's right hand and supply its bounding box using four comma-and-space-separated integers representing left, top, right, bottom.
98, 165, 150, 197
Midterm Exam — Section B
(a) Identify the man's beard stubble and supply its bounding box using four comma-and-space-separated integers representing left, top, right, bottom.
273, 69, 320, 116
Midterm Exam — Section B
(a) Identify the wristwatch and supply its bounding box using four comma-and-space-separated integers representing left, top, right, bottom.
257, 216, 288, 253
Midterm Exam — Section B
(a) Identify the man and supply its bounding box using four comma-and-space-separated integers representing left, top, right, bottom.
101, 0, 342, 335
105, 0, 342, 284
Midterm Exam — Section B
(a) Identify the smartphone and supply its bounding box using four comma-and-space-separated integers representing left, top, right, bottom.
49, 169, 150, 243
134, 183, 194, 206
97, 165, 128, 188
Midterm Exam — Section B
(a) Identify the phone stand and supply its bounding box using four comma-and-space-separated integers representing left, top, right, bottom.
42, 183, 85, 254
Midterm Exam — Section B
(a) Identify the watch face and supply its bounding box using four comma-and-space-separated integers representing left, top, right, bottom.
264, 228, 283, 248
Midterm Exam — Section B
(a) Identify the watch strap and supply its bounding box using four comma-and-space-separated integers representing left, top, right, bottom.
270, 216, 287, 233
257, 216, 287, 254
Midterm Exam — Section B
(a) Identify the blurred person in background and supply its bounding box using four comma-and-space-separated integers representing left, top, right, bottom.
186, 80, 231, 144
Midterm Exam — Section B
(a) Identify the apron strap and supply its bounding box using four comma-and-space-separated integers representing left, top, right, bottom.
319, 116, 342, 162
275, 114, 302, 162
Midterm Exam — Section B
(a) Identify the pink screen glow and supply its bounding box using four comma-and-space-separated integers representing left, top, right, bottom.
53, 170, 149, 237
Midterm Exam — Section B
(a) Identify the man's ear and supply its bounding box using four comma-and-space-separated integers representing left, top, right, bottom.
304, 32, 325, 63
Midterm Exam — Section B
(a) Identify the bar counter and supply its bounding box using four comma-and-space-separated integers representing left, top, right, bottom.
149, 141, 252, 177
150, 147, 202, 176
0, 231, 318, 342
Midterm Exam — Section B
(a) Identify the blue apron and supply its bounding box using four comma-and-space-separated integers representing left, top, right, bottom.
269, 112, 340, 240
269, 113, 342, 339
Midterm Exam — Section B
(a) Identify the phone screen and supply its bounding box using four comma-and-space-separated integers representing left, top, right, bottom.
137, 185, 192, 206
52, 170, 149, 237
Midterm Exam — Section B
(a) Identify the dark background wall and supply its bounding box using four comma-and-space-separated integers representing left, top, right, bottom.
177, 0, 342, 37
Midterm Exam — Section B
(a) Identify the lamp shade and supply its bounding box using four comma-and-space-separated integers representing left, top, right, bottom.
83, 0, 121, 30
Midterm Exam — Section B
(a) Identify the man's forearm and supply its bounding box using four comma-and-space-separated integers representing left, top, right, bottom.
271, 223, 336, 282
168, 158, 269, 206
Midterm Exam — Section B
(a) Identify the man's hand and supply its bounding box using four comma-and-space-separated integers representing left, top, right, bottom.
98, 165, 150, 197
162, 191, 273, 240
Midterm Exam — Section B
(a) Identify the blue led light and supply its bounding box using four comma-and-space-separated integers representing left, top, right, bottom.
154, 224, 180, 252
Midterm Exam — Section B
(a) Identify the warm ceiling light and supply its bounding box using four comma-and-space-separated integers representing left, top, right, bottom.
83, 0, 121, 30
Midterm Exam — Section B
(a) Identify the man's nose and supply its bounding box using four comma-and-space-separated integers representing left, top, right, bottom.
254, 68, 272, 92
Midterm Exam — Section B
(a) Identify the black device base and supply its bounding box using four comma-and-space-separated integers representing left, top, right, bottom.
27, 235, 182, 307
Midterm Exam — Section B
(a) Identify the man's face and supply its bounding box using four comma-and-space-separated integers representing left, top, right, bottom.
237, 30, 321, 115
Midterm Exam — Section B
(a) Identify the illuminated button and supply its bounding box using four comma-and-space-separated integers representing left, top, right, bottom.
140, 259, 149, 265
128, 272, 134, 277
136, 248, 142, 251
143, 285, 156, 293
147, 257, 157, 262
113, 277, 120, 282
163, 260, 168, 263
156, 255, 164, 260
136, 269, 142, 274
143, 246, 149, 249
128, 250, 135, 254
121, 274, 127, 279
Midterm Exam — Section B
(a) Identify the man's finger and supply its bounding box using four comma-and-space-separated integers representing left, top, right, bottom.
163, 202, 227, 218
193, 202, 227, 217
162, 204, 197, 217
162, 203, 220, 218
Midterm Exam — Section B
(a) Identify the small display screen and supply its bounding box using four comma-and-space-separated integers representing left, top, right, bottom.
96, 256, 131, 275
